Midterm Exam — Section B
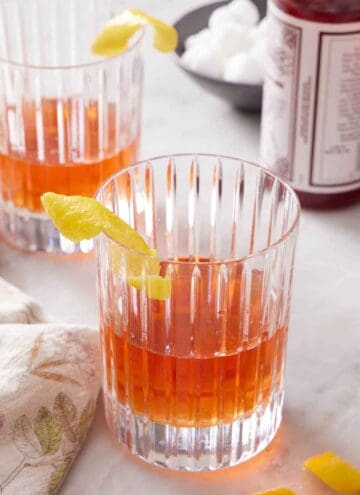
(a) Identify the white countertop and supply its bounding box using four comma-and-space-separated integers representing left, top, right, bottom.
1, 1, 360, 493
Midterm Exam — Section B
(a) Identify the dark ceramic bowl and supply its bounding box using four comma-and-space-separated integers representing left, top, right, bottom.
173, 0, 266, 112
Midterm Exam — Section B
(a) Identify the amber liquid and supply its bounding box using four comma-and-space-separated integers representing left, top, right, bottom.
274, 0, 360, 208
102, 263, 287, 428
0, 98, 138, 212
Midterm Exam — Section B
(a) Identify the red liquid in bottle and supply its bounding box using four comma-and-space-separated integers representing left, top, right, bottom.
261, 0, 360, 208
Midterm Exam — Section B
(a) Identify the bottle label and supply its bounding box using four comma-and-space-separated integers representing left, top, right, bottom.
261, 2, 360, 193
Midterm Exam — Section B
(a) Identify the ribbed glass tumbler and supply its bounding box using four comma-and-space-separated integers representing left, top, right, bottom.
0, 0, 142, 253
95, 154, 300, 471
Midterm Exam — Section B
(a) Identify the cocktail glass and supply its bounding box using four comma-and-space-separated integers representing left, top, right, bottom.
95, 154, 300, 470
0, 0, 143, 253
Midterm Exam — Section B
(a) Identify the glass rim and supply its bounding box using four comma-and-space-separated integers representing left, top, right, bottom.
0, 23, 144, 71
95, 153, 301, 266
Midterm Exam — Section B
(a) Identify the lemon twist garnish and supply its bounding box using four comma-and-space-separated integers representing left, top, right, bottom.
92, 8, 177, 57
41, 193, 170, 301
304, 451, 360, 493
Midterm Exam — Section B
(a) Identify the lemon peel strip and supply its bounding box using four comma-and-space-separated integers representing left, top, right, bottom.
41, 193, 170, 300
91, 8, 177, 57
128, 274, 171, 301
304, 451, 360, 493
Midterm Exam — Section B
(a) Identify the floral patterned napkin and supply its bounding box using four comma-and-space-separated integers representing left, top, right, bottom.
0, 278, 101, 495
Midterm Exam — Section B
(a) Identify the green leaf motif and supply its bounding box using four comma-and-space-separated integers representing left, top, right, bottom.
48, 457, 72, 495
78, 399, 95, 444
54, 393, 78, 443
34, 407, 61, 455
13, 415, 42, 459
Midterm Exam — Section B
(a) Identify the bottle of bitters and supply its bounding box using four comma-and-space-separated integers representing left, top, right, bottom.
260, 0, 360, 208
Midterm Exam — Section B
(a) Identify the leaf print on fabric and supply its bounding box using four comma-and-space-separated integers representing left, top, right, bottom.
28, 335, 82, 387
30, 369, 81, 387
78, 399, 95, 444
48, 457, 72, 495
28, 334, 43, 367
54, 393, 78, 443
35, 359, 69, 370
34, 407, 61, 455
13, 415, 42, 459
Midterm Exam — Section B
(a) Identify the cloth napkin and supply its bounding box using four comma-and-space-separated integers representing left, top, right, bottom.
0, 278, 101, 495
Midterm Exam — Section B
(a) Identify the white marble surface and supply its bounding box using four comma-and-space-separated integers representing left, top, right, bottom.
1, 1, 360, 493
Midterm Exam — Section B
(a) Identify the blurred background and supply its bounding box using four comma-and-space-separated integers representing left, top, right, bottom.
138, 0, 261, 162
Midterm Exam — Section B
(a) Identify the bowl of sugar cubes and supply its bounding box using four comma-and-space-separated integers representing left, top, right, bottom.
174, 0, 267, 111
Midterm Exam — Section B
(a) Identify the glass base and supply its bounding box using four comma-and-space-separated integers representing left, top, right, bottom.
103, 391, 284, 471
296, 188, 360, 209
0, 201, 93, 254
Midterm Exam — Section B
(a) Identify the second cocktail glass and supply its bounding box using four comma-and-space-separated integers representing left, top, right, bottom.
0, 0, 143, 253
96, 154, 300, 471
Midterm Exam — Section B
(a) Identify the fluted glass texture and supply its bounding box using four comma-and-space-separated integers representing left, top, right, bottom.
96, 155, 300, 470
0, 0, 143, 253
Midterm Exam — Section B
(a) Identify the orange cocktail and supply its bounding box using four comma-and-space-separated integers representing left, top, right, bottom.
0, 99, 138, 213
96, 154, 300, 471
0, 0, 143, 253
103, 265, 287, 428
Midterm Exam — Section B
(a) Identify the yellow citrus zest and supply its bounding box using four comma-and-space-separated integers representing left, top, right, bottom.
91, 8, 177, 57
304, 451, 360, 493
41, 192, 170, 300
128, 274, 171, 301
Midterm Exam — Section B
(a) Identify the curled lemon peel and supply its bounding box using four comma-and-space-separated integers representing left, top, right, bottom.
255, 489, 297, 495
128, 274, 172, 301
91, 8, 177, 57
41, 192, 170, 300
304, 451, 360, 494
